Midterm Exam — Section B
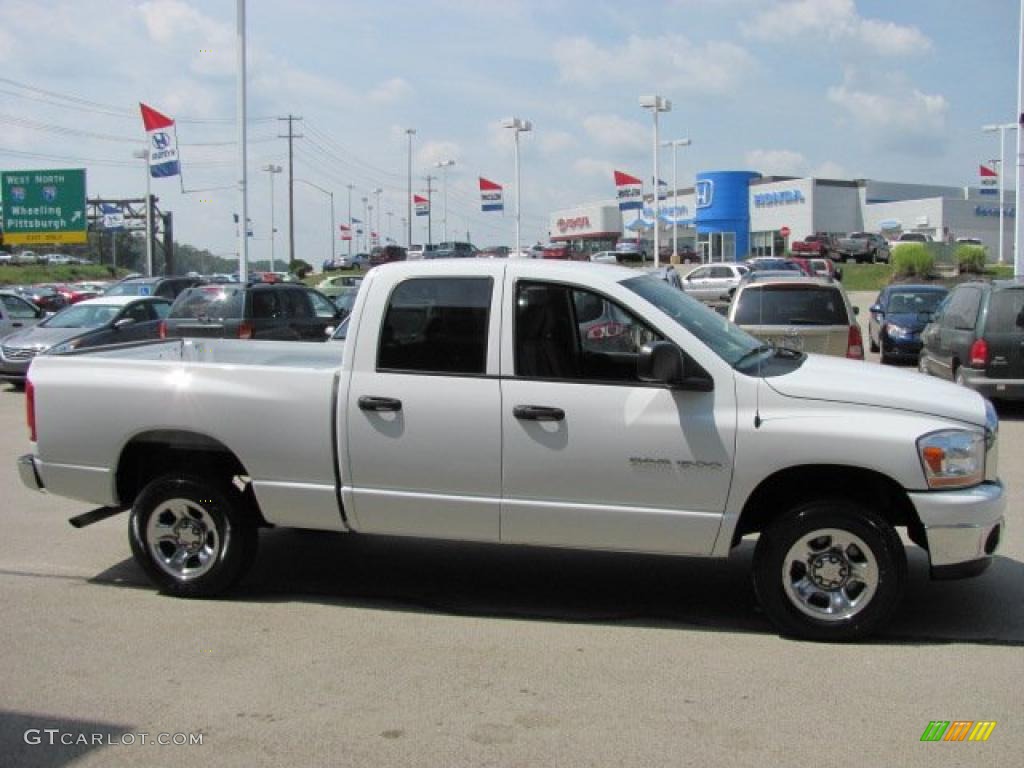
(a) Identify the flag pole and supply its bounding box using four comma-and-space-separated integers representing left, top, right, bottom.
236, 0, 249, 283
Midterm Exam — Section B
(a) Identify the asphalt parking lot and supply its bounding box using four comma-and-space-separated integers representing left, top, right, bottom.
1, 297, 1021, 767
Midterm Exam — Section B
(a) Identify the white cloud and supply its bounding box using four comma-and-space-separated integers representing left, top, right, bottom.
368, 77, 412, 105
574, 157, 617, 179
554, 34, 755, 94
812, 160, 849, 179
582, 115, 648, 151
539, 130, 577, 155
826, 78, 949, 155
744, 149, 808, 176
138, 0, 234, 76
416, 140, 461, 168
743, 0, 931, 57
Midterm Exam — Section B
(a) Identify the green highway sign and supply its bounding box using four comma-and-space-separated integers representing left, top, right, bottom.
1, 168, 88, 245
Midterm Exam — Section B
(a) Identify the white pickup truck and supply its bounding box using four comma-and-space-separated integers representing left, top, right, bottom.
18, 261, 1005, 640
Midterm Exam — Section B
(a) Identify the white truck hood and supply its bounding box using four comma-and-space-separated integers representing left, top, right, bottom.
766, 353, 987, 427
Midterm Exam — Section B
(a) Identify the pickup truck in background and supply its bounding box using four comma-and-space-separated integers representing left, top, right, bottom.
790, 234, 839, 258
18, 261, 1005, 641
833, 232, 891, 264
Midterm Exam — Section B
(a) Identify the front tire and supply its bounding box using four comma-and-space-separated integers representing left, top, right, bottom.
753, 500, 906, 641
129, 474, 257, 598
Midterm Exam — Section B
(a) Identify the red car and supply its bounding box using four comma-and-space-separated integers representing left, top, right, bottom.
49, 283, 100, 304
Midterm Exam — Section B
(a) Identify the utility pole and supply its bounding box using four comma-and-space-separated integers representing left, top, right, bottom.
424, 174, 436, 248
278, 114, 303, 266
262, 163, 282, 271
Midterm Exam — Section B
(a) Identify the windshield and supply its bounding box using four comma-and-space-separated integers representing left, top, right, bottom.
734, 285, 848, 326
42, 303, 120, 328
170, 286, 244, 319
104, 281, 154, 296
886, 291, 946, 314
621, 274, 761, 366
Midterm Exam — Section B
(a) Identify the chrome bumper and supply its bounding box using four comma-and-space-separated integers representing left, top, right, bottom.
908, 482, 1005, 578
18, 453, 45, 492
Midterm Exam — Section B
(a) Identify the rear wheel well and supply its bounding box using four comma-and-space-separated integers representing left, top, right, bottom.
732, 465, 924, 549
115, 431, 267, 526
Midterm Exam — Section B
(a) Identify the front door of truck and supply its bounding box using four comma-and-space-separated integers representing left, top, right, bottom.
344, 273, 502, 542
498, 278, 735, 556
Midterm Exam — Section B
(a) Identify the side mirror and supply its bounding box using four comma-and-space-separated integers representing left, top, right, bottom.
325, 325, 335, 337
869, 303, 882, 314
638, 341, 714, 391
853, 306, 860, 316
114, 318, 135, 329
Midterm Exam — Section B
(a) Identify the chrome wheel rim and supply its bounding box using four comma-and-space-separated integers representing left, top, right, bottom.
782, 528, 878, 622
146, 498, 221, 581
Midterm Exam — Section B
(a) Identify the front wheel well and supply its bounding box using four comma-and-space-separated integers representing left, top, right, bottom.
115, 431, 267, 526
731, 465, 924, 549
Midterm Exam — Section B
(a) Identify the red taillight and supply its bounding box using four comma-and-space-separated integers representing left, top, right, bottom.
158, 321, 166, 339
238, 322, 254, 339
26, 378, 37, 442
847, 325, 864, 360
969, 338, 989, 368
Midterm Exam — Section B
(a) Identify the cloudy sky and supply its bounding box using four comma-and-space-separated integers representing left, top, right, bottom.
0, 0, 1018, 263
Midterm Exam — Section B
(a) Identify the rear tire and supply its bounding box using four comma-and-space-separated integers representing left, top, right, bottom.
753, 500, 906, 641
129, 474, 257, 598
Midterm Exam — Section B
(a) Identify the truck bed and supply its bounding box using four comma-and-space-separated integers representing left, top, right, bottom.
78, 337, 345, 368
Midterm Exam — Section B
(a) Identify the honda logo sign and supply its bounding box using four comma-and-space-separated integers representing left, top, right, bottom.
695, 179, 714, 209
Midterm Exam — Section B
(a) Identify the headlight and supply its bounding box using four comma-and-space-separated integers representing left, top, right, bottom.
917, 430, 985, 489
885, 323, 912, 339
47, 339, 81, 355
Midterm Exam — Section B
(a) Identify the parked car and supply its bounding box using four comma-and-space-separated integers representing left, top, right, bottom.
680, 263, 749, 304
11, 285, 69, 313
49, 283, 101, 304
316, 274, 364, 298
918, 280, 1024, 400
0, 291, 46, 342
614, 241, 646, 262
20, 260, 1006, 641
808, 258, 842, 281
834, 232, 891, 263
162, 283, 342, 342
890, 232, 934, 252
790, 234, 839, 258
868, 285, 948, 364
331, 253, 369, 270
332, 287, 361, 320
728, 274, 863, 359
0, 296, 171, 383
541, 241, 572, 260
368, 245, 407, 267
432, 241, 479, 259
105, 276, 205, 300
745, 257, 808, 275
589, 251, 620, 265
406, 245, 437, 260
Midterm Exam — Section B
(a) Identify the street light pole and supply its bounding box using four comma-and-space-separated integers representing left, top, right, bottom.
405, 128, 416, 248
502, 117, 532, 256
346, 184, 354, 257
661, 137, 692, 262
983, 122, 1017, 265
372, 187, 383, 248
236, 0, 249, 283
294, 178, 335, 267
641, 95, 672, 269
435, 160, 455, 242
361, 196, 369, 251
262, 164, 282, 271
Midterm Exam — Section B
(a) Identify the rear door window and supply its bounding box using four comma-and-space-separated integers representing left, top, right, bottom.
377, 277, 492, 375
2, 294, 38, 319
308, 290, 339, 318
170, 287, 243, 319
251, 290, 283, 320
734, 285, 848, 326
986, 289, 1024, 332
945, 287, 982, 329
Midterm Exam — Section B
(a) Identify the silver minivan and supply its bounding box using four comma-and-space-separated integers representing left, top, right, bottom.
728, 275, 864, 359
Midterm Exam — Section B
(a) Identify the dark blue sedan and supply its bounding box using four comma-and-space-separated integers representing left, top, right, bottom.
868, 284, 948, 364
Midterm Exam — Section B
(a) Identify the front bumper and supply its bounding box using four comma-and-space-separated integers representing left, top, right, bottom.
958, 368, 1024, 401
881, 335, 923, 359
18, 453, 45, 492
909, 481, 1005, 579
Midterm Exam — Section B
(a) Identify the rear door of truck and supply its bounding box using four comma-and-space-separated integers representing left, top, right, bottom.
342, 263, 503, 541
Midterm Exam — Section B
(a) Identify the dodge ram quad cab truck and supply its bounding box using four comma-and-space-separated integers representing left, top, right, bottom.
834, 232, 891, 264
18, 261, 1005, 641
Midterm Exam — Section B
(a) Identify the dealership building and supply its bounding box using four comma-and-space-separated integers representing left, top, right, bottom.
549, 170, 1016, 262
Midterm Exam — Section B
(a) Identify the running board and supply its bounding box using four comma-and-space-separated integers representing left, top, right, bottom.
69, 506, 124, 529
